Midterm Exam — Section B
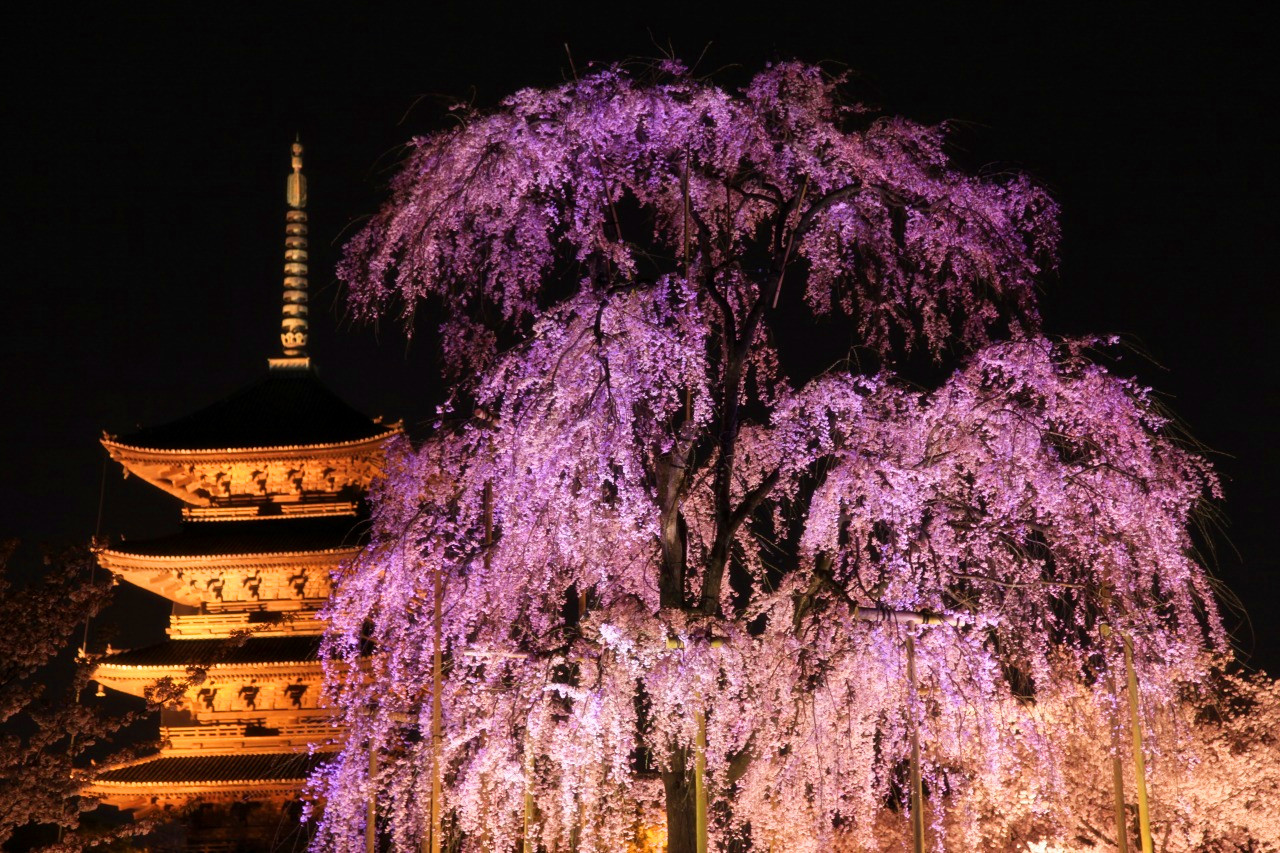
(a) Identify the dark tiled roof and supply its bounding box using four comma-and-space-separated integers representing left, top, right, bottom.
102, 635, 322, 669
96, 751, 328, 784
111, 515, 369, 557
112, 369, 394, 451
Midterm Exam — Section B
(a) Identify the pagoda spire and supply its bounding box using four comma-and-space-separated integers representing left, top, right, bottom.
278, 138, 309, 363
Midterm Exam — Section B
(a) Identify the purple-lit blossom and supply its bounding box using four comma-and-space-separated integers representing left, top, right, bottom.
311, 63, 1240, 852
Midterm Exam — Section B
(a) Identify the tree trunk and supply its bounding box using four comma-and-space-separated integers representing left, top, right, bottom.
655, 449, 690, 609
663, 746, 698, 853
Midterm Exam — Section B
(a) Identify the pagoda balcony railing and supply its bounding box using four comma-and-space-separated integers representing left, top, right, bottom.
167, 610, 323, 638
163, 719, 343, 752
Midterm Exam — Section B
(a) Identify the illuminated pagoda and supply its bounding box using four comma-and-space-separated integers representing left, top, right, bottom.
89, 142, 400, 849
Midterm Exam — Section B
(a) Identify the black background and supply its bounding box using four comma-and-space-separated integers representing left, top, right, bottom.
4, 5, 1276, 675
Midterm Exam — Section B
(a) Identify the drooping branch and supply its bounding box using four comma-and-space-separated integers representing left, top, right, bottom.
310, 62, 1247, 853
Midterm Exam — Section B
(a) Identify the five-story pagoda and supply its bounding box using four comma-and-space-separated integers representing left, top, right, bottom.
89, 142, 400, 848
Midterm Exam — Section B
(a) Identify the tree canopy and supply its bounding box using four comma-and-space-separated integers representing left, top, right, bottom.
0, 541, 143, 850
311, 62, 1258, 852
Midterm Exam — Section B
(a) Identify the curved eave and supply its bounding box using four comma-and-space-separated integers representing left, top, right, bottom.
94, 659, 323, 699
99, 545, 359, 567
85, 744, 336, 812
102, 424, 400, 459
90, 776, 309, 792
97, 547, 356, 605
86, 776, 317, 811
95, 564, 203, 607
97, 658, 324, 671
101, 426, 400, 506
89, 744, 338, 772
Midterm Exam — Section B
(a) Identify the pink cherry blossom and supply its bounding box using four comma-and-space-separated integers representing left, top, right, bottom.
311, 63, 1259, 852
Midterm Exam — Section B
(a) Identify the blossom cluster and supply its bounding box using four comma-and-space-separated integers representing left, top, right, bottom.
312, 62, 1246, 852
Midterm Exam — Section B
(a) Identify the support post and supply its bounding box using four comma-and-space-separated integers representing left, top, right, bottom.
523, 748, 535, 853
429, 562, 443, 853
1122, 636, 1153, 853
695, 708, 708, 853
367, 747, 378, 853
1102, 656, 1130, 853
1109, 695, 1131, 851
905, 634, 925, 853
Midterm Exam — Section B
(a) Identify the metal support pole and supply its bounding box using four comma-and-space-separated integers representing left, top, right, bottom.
906, 634, 925, 853
1122, 636, 1153, 853
1104, 661, 1130, 853
695, 708, 708, 853
523, 747, 535, 853
367, 747, 378, 853
429, 563, 444, 853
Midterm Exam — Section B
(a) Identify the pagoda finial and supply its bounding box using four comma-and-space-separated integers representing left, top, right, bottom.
279, 137, 309, 361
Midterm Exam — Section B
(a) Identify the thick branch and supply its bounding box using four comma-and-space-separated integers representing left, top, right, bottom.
794, 182, 865, 242
807, 560, 967, 627
728, 469, 782, 534
657, 439, 695, 609
793, 553, 835, 632
700, 469, 781, 615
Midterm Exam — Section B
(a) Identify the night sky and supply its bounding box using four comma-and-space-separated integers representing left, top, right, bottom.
5, 6, 1276, 673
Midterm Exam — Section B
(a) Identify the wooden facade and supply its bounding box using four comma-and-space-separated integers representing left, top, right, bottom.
89, 144, 399, 851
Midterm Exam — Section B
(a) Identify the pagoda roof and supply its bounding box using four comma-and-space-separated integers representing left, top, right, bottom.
110, 368, 395, 453
94, 750, 328, 785
108, 514, 367, 559
103, 635, 322, 669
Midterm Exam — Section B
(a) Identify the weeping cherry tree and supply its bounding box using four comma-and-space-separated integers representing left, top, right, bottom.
311, 62, 1230, 852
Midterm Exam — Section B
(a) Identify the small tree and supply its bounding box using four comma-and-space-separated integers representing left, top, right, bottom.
0, 541, 141, 849
314, 62, 1231, 852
